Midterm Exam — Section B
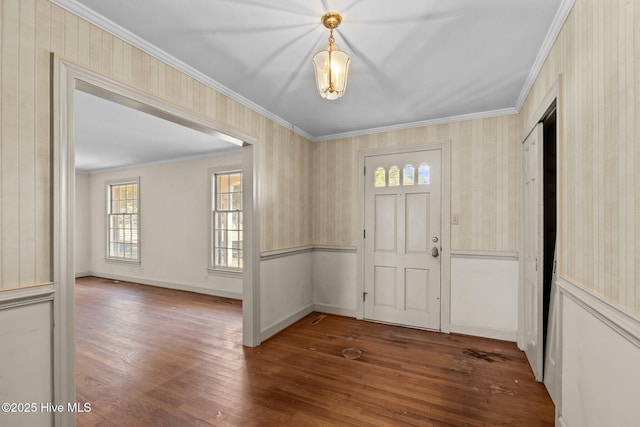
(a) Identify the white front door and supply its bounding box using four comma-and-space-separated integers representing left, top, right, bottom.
364, 150, 441, 329
522, 123, 544, 381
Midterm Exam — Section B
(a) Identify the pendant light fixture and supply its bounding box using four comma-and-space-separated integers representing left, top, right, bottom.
312, 12, 350, 100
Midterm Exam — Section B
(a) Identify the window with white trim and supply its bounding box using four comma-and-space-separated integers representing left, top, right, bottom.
211, 171, 243, 270
106, 179, 140, 262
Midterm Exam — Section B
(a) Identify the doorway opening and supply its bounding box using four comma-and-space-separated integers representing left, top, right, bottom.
53, 58, 261, 423
541, 106, 557, 359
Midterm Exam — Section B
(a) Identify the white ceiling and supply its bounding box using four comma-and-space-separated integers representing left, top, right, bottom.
60, 0, 565, 140
74, 90, 241, 172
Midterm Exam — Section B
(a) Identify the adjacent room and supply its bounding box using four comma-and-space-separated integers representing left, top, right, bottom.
0, 1, 638, 426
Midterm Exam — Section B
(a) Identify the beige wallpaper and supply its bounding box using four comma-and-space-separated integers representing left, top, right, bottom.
311, 114, 523, 251
520, 0, 639, 314
0, 0, 312, 289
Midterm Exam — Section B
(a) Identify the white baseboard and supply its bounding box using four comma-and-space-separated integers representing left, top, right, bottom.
450, 324, 517, 342
75, 271, 91, 278
313, 303, 356, 318
557, 415, 567, 427
86, 271, 243, 300
260, 303, 314, 342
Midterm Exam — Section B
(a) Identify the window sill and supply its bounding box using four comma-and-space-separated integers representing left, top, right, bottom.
207, 268, 242, 278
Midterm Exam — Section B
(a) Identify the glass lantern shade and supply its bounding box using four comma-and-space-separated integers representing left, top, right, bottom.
312, 47, 350, 100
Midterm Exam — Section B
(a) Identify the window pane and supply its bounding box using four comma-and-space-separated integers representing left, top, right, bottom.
231, 193, 242, 210
217, 194, 229, 210
216, 231, 226, 248
228, 231, 239, 248
229, 173, 242, 192
389, 166, 400, 186
418, 163, 431, 185
218, 174, 229, 193
217, 212, 227, 230
403, 165, 415, 186
215, 248, 226, 266
375, 167, 385, 188
231, 249, 241, 268
232, 212, 242, 230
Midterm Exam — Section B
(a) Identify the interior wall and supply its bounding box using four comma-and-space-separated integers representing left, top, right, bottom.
0, 300, 53, 427
311, 115, 523, 336
74, 172, 91, 275
0, 0, 313, 291
83, 153, 244, 298
312, 114, 522, 251
520, 0, 639, 315
518, 1, 640, 423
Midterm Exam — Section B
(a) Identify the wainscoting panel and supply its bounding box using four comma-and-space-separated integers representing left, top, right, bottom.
450, 255, 518, 341
260, 249, 313, 340
312, 248, 358, 317
558, 277, 640, 427
0, 286, 54, 427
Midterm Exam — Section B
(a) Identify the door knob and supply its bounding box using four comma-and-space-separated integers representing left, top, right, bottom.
431, 247, 439, 257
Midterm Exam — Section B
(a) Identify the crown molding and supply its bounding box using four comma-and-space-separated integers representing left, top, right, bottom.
514, 0, 576, 110
312, 107, 518, 142
50, 0, 316, 142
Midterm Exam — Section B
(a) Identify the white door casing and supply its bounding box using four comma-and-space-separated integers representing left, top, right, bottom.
363, 150, 442, 330
521, 123, 544, 381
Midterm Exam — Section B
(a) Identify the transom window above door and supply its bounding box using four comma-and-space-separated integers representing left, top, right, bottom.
374, 163, 431, 188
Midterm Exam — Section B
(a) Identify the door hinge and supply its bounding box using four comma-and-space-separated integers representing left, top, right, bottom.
363, 229, 366, 239
364, 166, 366, 176
363, 292, 368, 302
536, 257, 538, 271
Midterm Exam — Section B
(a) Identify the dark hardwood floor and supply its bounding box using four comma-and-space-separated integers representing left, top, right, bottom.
75, 276, 554, 426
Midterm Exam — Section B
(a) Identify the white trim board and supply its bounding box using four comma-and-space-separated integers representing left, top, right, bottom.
313, 303, 356, 318
85, 273, 243, 301
260, 246, 314, 261
558, 277, 640, 349
260, 303, 314, 342
514, 0, 575, 110
450, 324, 516, 342
0, 284, 55, 310
450, 250, 518, 260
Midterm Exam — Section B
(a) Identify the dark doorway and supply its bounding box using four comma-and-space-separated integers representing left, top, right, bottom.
542, 107, 557, 359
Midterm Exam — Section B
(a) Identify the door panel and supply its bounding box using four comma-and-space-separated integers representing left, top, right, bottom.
405, 193, 429, 253
522, 123, 544, 381
364, 150, 441, 330
405, 268, 429, 311
375, 195, 397, 252
374, 266, 397, 307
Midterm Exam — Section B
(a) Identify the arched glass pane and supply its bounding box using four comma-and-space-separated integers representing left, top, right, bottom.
374, 167, 386, 187
418, 163, 431, 185
389, 166, 400, 186
403, 164, 415, 186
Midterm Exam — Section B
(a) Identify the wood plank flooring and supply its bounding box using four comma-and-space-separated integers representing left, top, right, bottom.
75, 277, 554, 426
